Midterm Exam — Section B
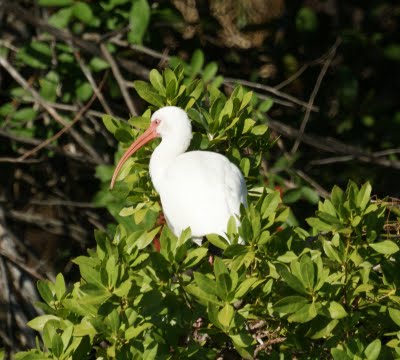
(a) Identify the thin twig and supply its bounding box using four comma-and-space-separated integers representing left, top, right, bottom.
224, 77, 319, 112
72, 47, 114, 115
110, 37, 167, 60
0, 129, 98, 164
294, 169, 330, 198
0, 157, 45, 164
290, 38, 341, 154
6, 210, 88, 243
100, 43, 138, 116
0, 55, 104, 163
274, 63, 309, 90
268, 119, 400, 170
0, 255, 14, 349
17, 92, 102, 161
0, 248, 45, 281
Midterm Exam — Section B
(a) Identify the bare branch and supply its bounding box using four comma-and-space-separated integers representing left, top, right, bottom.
0, 55, 104, 163
73, 49, 114, 116
290, 38, 341, 154
101, 43, 138, 116
268, 119, 400, 170
224, 77, 319, 112
17, 74, 107, 162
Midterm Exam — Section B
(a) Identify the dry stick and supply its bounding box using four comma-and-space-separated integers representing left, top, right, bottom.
7, 210, 88, 243
294, 169, 330, 198
100, 43, 138, 116
0, 248, 45, 281
224, 77, 319, 112
290, 38, 341, 155
274, 63, 309, 90
0, 129, 98, 164
17, 90, 101, 161
0, 157, 45, 164
309, 148, 400, 166
274, 49, 334, 91
221, 81, 302, 109
0, 255, 14, 349
0, 55, 104, 163
72, 48, 114, 116
268, 119, 400, 170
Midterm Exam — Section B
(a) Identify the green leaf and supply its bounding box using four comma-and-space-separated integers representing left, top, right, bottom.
103, 115, 120, 135
38, 0, 72, 6
331, 348, 351, 360
79, 263, 105, 289
128, 0, 150, 44
125, 322, 152, 340
51, 334, 63, 358
261, 191, 281, 219
182, 247, 208, 269
356, 182, 371, 210
115, 128, 134, 143
12, 108, 37, 122
301, 187, 320, 204
214, 261, 231, 300
149, 69, 165, 93
194, 272, 217, 297
230, 332, 254, 348
364, 339, 381, 360
55, 273, 66, 300
369, 240, 399, 255
273, 296, 309, 314
136, 227, 161, 249
76, 81, 93, 101
218, 303, 234, 331
202, 62, 218, 82
27, 315, 59, 331
61, 325, 73, 350
310, 319, 339, 339
89, 57, 110, 72
283, 188, 303, 204
39, 71, 59, 101
287, 302, 317, 323
384, 44, 400, 61
129, 115, 150, 129
389, 307, 400, 326
133, 81, 165, 107
48, 7, 72, 29
190, 49, 204, 75
328, 301, 347, 319
258, 98, 273, 112
72, 2, 93, 24
235, 278, 259, 298
185, 284, 221, 305
206, 234, 229, 250
306, 217, 333, 231
251, 124, 268, 136
323, 240, 342, 263
62, 299, 97, 317
276, 264, 308, 295
16, 41, 52, 69
37, 280, 54, 305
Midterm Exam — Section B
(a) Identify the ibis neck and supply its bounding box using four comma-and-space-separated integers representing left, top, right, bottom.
149, 137, 190, 193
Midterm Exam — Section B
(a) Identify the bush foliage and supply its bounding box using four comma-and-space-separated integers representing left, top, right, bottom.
12, 68, 400, 359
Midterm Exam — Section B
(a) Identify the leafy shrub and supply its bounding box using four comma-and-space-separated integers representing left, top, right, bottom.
13, 68, 400, 359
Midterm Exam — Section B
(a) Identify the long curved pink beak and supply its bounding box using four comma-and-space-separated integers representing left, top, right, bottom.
110, 122, 158, 189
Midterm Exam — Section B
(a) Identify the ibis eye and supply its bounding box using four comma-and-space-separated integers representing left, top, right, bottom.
154, 119, 161, 125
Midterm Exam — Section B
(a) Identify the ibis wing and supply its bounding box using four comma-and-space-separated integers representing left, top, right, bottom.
224, 161, 247, 218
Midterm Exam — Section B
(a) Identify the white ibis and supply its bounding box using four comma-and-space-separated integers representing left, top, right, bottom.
110, 106, 247, 245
